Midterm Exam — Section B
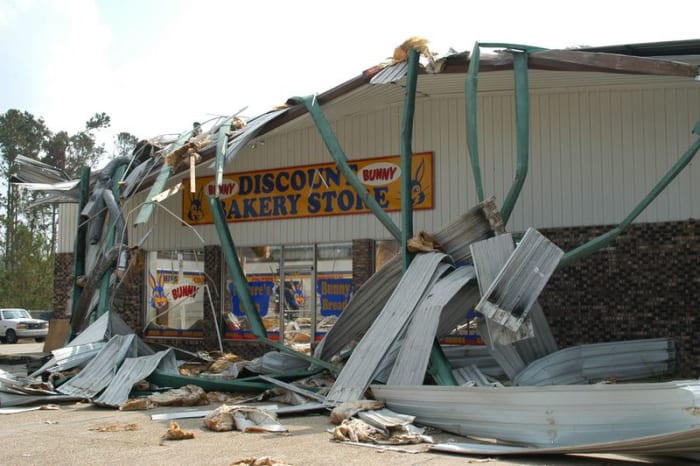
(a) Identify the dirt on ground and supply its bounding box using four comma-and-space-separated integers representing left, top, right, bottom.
0, 400, 695, 466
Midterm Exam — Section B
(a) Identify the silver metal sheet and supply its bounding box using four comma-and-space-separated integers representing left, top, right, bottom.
326, 252, 452, 403
58, 334, 136, 399
387, 266, 476, 386
372, 381, 700, 447
93, 349, 176, 407
475, 228, 564, 332
30, 342, 106, 377
514, 338, 676, 386
430, 427, 700, 456
316, 198, 504, 362
452, 365, 502, 387
441, 345, 505, 378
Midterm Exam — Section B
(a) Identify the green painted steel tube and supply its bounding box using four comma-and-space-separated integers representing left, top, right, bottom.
295, 95, 402, 241
209, 195, 339, 373
558, 121, 700, 269
215, 117, 232, 194
428, 339, 458, 385
135, 128, 194, 225
500, 51, 530, 224
97, 165, 126, 318
69, 166, 91, 336
466, 42, 485, 202
208, 195, 267, 338
401, 48, 418, 271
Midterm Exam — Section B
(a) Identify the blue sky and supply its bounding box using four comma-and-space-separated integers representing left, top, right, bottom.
1, 0, 698, 158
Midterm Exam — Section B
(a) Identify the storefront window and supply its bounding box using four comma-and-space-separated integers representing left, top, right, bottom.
224, 242, 353, 353
144, 249, 206, 338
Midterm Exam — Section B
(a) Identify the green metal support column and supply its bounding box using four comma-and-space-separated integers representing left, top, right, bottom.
295, 95, 402, 242
401, 47, 418, 271
135, 128, 194, 225
69, 166, 91, 331
215, 117, 232, 195
557, 120, 700, 269
465, 42, 485, 202
209, 196, 267, 338
209, 195, 338, 373
96, 164, 126, 318
500, 50, 530, 224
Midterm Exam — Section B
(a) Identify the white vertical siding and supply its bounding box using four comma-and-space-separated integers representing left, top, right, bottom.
57, 203, 79, 254
124, 81, 700, 253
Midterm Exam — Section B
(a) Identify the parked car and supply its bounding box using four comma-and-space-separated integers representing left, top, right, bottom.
0, 308, 49, 343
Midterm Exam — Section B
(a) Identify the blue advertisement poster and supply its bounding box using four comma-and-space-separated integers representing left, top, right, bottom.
317, 278, 353, 316
229, 280, 274, 317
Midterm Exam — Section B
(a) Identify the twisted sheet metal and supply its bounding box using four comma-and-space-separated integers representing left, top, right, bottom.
326, 252, 452, 403
315, 198, 504, 361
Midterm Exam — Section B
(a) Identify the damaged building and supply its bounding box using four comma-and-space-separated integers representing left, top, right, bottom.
17, 38, 698, 374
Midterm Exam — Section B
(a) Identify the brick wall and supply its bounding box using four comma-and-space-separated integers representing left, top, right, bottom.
53, 253, 73, 319
352, 239, 374, 289
539, 219, 700, 378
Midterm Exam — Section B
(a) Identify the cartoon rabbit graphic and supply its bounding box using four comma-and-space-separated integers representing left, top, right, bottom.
187, 187, 205, 222
410, 158, 427, 206
148, 272, 169, 311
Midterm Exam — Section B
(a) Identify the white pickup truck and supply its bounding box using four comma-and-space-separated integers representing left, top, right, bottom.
0, 308, 49, 344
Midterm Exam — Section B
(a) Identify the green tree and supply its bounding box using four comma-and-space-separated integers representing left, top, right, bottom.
114, 131, 139, 158
0, 109, 50, 274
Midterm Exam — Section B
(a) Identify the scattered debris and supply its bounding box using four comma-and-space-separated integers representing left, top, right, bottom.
204, 405, 286, 433
162, 421, 195, 440
230, 457, 292, 466
90, 423, 140, 432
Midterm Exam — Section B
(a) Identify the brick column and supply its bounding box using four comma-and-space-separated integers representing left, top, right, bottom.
352, 239, 375, 290
112, 249, 146, 335
52, 253, 73, 320
203, 245, 223, 349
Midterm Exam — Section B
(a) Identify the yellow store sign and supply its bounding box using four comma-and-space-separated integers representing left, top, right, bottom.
183, 152, 433, 224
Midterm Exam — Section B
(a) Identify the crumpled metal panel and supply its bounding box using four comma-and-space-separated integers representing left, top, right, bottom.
371, 381, 700, 447
369, 62, 409, 84
513, 338, 676, 386
315, 198, 504, 362
94, 349, 176, 407
58, 334, 136, 399
326, 252, 452, 403
441, 345, 504, 378
30, 342, 106, 377
431, 427, 700, 457
220, 109, 287, 166
387, 266, 476, 386
475, 228, 563, 332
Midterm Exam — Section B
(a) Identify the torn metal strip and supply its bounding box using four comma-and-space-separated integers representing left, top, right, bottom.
326, 252, 452, 403
475, 228, 563, 332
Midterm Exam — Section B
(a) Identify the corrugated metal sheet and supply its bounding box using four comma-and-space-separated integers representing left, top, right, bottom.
57, 203, 79, 254
315, 200, 502, 362
326, 252, 452, 403
513, 338, 676, 386
381, 264, 472, 385
94, 349, 176, 407
125, 80, 700, 253
57, 334, 136, 399
441, 345, 504, 378
430, 428, 700, 457
475, 228, 564, 332
371, 380, 700, 447
30, 342, 106, 377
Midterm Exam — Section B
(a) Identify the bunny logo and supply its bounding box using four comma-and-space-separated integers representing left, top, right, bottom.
410, 158, 427, 206
187, 187, 205, 222
149, 272, 169, 311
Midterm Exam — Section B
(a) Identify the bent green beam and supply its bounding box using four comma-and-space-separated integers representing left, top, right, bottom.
558, 120, 700, 269
209, 195, 338, 373
215, 117, 232, 194
428, 340, 458, 385
500, 51, 530, 224
209, 195, 267, 338
97, 164, 126, 319
69, 166, 91, 340
135, 128, 194, 225
466, 42, 485, 202
295, 95, 402, 242
401, 47, 418, 271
